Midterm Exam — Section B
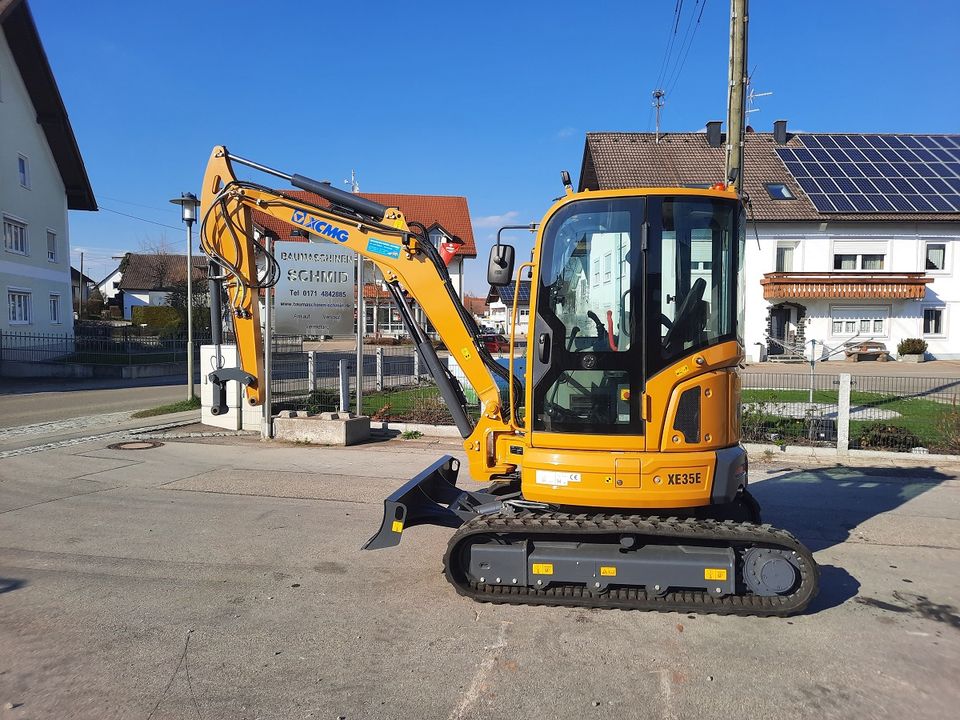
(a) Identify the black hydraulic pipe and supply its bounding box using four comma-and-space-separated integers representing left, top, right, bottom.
386, 282, 473, 438
208, 259, 227, 415
290, 173, 389, 221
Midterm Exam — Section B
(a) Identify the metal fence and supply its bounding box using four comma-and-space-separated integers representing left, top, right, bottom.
0, 330, 205, 367
742, 371, 960, 454
270, 343, 459, 423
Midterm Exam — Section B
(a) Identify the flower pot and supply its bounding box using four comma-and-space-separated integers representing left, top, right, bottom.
899, 353, 925, 363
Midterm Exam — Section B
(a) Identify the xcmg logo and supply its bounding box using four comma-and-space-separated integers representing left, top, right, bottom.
290, 210, 350, 243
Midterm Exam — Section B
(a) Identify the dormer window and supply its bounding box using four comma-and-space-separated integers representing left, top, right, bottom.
766, 183, 795, 200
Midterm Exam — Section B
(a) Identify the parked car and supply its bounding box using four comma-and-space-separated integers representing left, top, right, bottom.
479, 332, 509, 353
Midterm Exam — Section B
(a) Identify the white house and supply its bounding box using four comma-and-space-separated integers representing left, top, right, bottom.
1, 0, 96, 333
486, 281, 531, 338
579, 124, 960, 361
116, 252, 208, 320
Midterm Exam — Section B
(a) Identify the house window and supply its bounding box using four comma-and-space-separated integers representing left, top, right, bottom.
47, 231, 57, 262
8, 290, 32, 324
925, 243, 946, 271
18, 155, 30, 188
3, 217, 27, 255
592, 257, 600, 285
766, 183, 795, 200
833, 252, 884, 270
830, 306, 889, 337
923, 307, 944, 336
775, 243, 796, 272
603, 252, 612, 283
49, 294, 61, 324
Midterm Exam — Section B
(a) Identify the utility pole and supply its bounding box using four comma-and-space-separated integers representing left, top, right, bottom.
725, 0, 749, 193
77, 251, 84, 319
652, 89, 666, 143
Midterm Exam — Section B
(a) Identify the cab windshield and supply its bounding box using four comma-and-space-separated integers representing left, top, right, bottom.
531, 195, 743, 434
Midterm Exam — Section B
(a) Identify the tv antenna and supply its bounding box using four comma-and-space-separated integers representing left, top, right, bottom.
652, 89, 666, 143
344, 170, 360, 194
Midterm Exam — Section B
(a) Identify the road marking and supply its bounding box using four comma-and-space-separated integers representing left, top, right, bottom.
448, 621, 510, 720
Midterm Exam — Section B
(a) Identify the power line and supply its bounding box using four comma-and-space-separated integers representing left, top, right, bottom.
654, 0, 685, 92
98, 206, 184, 232
98, 195, 171, 214
664, 0, 708, 96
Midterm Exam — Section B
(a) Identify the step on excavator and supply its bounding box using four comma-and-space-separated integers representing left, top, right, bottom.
198, 0, 818, 617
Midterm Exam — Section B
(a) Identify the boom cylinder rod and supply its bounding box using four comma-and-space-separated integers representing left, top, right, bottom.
226, 152, 293, 182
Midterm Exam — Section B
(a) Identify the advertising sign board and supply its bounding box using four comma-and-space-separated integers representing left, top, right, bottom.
274, 240, 355, 336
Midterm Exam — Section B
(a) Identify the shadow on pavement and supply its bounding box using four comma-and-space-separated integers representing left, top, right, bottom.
0, 577, 26, 594
751, 464, 953, 554
750, 464, 953, 614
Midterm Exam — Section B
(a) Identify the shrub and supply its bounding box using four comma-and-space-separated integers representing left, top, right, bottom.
857, 422, 922, 451
897, 338, 927, 355
132, 305, 181, 331
410, 396, 454, 425
303, 389, 340, 415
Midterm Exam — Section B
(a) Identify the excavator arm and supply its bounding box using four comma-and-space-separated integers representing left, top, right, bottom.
199, 146, 518, 478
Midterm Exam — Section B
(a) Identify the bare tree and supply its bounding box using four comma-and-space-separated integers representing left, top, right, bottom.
138, 234, 177, 288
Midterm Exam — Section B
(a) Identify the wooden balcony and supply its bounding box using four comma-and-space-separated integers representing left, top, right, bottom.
760, 272, 932, 300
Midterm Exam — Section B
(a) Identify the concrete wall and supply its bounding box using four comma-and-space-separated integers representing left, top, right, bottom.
744, 221, 960, 361
0, 32, 73, 333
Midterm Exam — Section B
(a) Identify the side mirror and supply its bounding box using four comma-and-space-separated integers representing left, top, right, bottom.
487, 244, 515, 287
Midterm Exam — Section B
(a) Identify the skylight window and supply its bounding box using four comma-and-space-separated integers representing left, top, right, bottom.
766, 183, 795, 200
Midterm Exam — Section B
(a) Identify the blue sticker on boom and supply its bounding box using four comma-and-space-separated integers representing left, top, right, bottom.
366, 238, 401, 259
290, 210, 350, 242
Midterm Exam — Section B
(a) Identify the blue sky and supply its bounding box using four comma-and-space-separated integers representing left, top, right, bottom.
31, 0, 960, 292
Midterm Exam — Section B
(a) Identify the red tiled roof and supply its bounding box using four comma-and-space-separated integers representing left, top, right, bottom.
252, 190, 476, 256
117, 253, 207, 291
362, 283, 392, 300
580, 132, 960, 222
462, 295, 488, 316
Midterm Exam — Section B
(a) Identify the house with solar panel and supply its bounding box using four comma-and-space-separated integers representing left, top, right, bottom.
485, 280, 532, 337
579, 122, 959, 361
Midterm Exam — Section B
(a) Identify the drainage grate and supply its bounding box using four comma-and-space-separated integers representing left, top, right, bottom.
107, 441, 164, 451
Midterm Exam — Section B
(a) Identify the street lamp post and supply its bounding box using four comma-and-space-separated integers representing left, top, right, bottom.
170, 192, 200, 400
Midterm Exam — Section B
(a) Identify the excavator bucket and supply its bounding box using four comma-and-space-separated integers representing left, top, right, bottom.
362, 455, 501, 550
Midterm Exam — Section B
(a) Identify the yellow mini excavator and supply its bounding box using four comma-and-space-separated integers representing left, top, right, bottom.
199, 0, 817, 617
197, 151, 818, 617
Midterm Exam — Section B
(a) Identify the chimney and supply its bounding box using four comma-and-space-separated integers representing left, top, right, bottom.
706, 121, 723, 148
774, 119, 788, 145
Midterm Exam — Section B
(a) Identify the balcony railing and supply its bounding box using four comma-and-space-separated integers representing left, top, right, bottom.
760, 271, 932, 300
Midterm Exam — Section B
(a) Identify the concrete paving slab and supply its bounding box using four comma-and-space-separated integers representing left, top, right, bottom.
0, 437, 957, 720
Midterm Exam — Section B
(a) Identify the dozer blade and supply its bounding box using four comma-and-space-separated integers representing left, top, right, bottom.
362, 455, 502, 550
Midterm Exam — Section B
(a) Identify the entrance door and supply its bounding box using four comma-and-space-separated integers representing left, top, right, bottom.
769, 308, 790, 355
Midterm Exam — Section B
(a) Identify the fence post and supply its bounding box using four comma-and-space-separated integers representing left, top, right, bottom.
376, 347, 384, 392
308, 351, 317, 392
413, 346, 420, 381
837, 373, 851, 456
338, 359, 349, 412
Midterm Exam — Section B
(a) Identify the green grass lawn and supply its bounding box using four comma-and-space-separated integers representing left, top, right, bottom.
742, 388, 956, 449
131, 396, 201, 418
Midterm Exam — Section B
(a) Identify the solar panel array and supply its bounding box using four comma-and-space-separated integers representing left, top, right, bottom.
776, 134, 960, 213
500, 281, 531, 303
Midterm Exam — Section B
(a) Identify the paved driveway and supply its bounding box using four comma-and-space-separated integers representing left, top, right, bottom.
0, 436, 958, 719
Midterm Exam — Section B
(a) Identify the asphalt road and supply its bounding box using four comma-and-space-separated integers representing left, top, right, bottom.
0, 377, 190, 429
0, 434, 958, 719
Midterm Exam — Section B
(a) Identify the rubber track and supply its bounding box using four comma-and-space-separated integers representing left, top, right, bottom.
443, 512, 819, 617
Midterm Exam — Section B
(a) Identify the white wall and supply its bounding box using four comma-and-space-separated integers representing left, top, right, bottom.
124, 290, 171, 320
744, 221, 960, 361
0, 32, 72, 333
